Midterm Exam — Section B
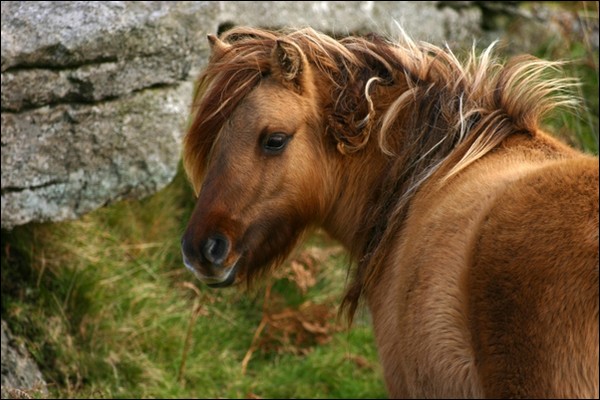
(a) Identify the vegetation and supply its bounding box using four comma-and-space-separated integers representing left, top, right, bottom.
515, 1, 599, 154
1, 170, 387, 399
1, 3, 597, 398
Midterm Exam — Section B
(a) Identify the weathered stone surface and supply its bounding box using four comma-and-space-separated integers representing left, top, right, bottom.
0, 1, 484, 230
1, 1, 217, 111
1, 320, 48, 399
218, 1, 482, 45
1, 1, 216, 229
0, 1, 219, 72
1, 56, 187, 112
1, 82, 192, 228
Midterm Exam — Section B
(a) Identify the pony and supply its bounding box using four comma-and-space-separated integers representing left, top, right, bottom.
180, 26, 599, 398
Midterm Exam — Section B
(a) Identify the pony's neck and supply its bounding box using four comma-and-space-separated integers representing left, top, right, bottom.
321, 146, 392, 260
320, 79, 470, 294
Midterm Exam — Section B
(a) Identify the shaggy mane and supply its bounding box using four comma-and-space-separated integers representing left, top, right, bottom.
183, 26, 579, 320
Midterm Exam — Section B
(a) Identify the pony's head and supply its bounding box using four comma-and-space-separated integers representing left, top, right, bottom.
181, 29, 335, 287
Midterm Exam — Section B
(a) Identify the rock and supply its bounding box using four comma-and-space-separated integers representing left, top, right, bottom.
1, 320, 48, 399
218, 1, 482, 45
0, 1, 219, 72
1, 82, 192, 229
1, 1, 219, 111
0, 1, 215, 229
1, 55, 188, 112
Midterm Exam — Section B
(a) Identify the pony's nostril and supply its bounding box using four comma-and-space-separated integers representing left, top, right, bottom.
202, 234, 230, 265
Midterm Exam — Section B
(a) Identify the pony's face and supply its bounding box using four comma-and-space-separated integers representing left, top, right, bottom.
181, 39, 329, 287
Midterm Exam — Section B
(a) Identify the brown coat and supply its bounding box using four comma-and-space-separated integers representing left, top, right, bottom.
182, 27, 599, 398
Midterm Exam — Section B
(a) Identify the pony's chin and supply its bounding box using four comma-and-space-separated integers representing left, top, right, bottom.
206, 269, 237, 288
204, 260, 239, 288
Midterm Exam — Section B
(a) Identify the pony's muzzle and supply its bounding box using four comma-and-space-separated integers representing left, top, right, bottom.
181, 232, 238, 287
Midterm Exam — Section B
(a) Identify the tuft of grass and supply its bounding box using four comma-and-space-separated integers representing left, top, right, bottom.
523, 1, 599, 154
537, 37, 599, 155
1, 166, 386, 399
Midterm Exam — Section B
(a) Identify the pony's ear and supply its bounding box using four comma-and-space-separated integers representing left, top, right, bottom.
271, 40, 310, 93
207, 34, 231, 62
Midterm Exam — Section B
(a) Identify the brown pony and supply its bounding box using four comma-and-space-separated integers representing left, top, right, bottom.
181, 27, 599, 398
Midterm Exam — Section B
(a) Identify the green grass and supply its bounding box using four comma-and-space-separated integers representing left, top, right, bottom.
526, 1, 599, 155
1, 170, 387, 399
536, 37, 599, 155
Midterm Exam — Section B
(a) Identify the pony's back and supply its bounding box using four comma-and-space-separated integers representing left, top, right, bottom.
371, 132, 599, 398
468, 153, 599, 398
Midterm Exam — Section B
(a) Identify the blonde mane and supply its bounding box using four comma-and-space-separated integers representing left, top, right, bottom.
183, 26, 579, 319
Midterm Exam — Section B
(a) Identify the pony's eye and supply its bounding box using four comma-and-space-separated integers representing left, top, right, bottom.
262, 132, 291, 154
